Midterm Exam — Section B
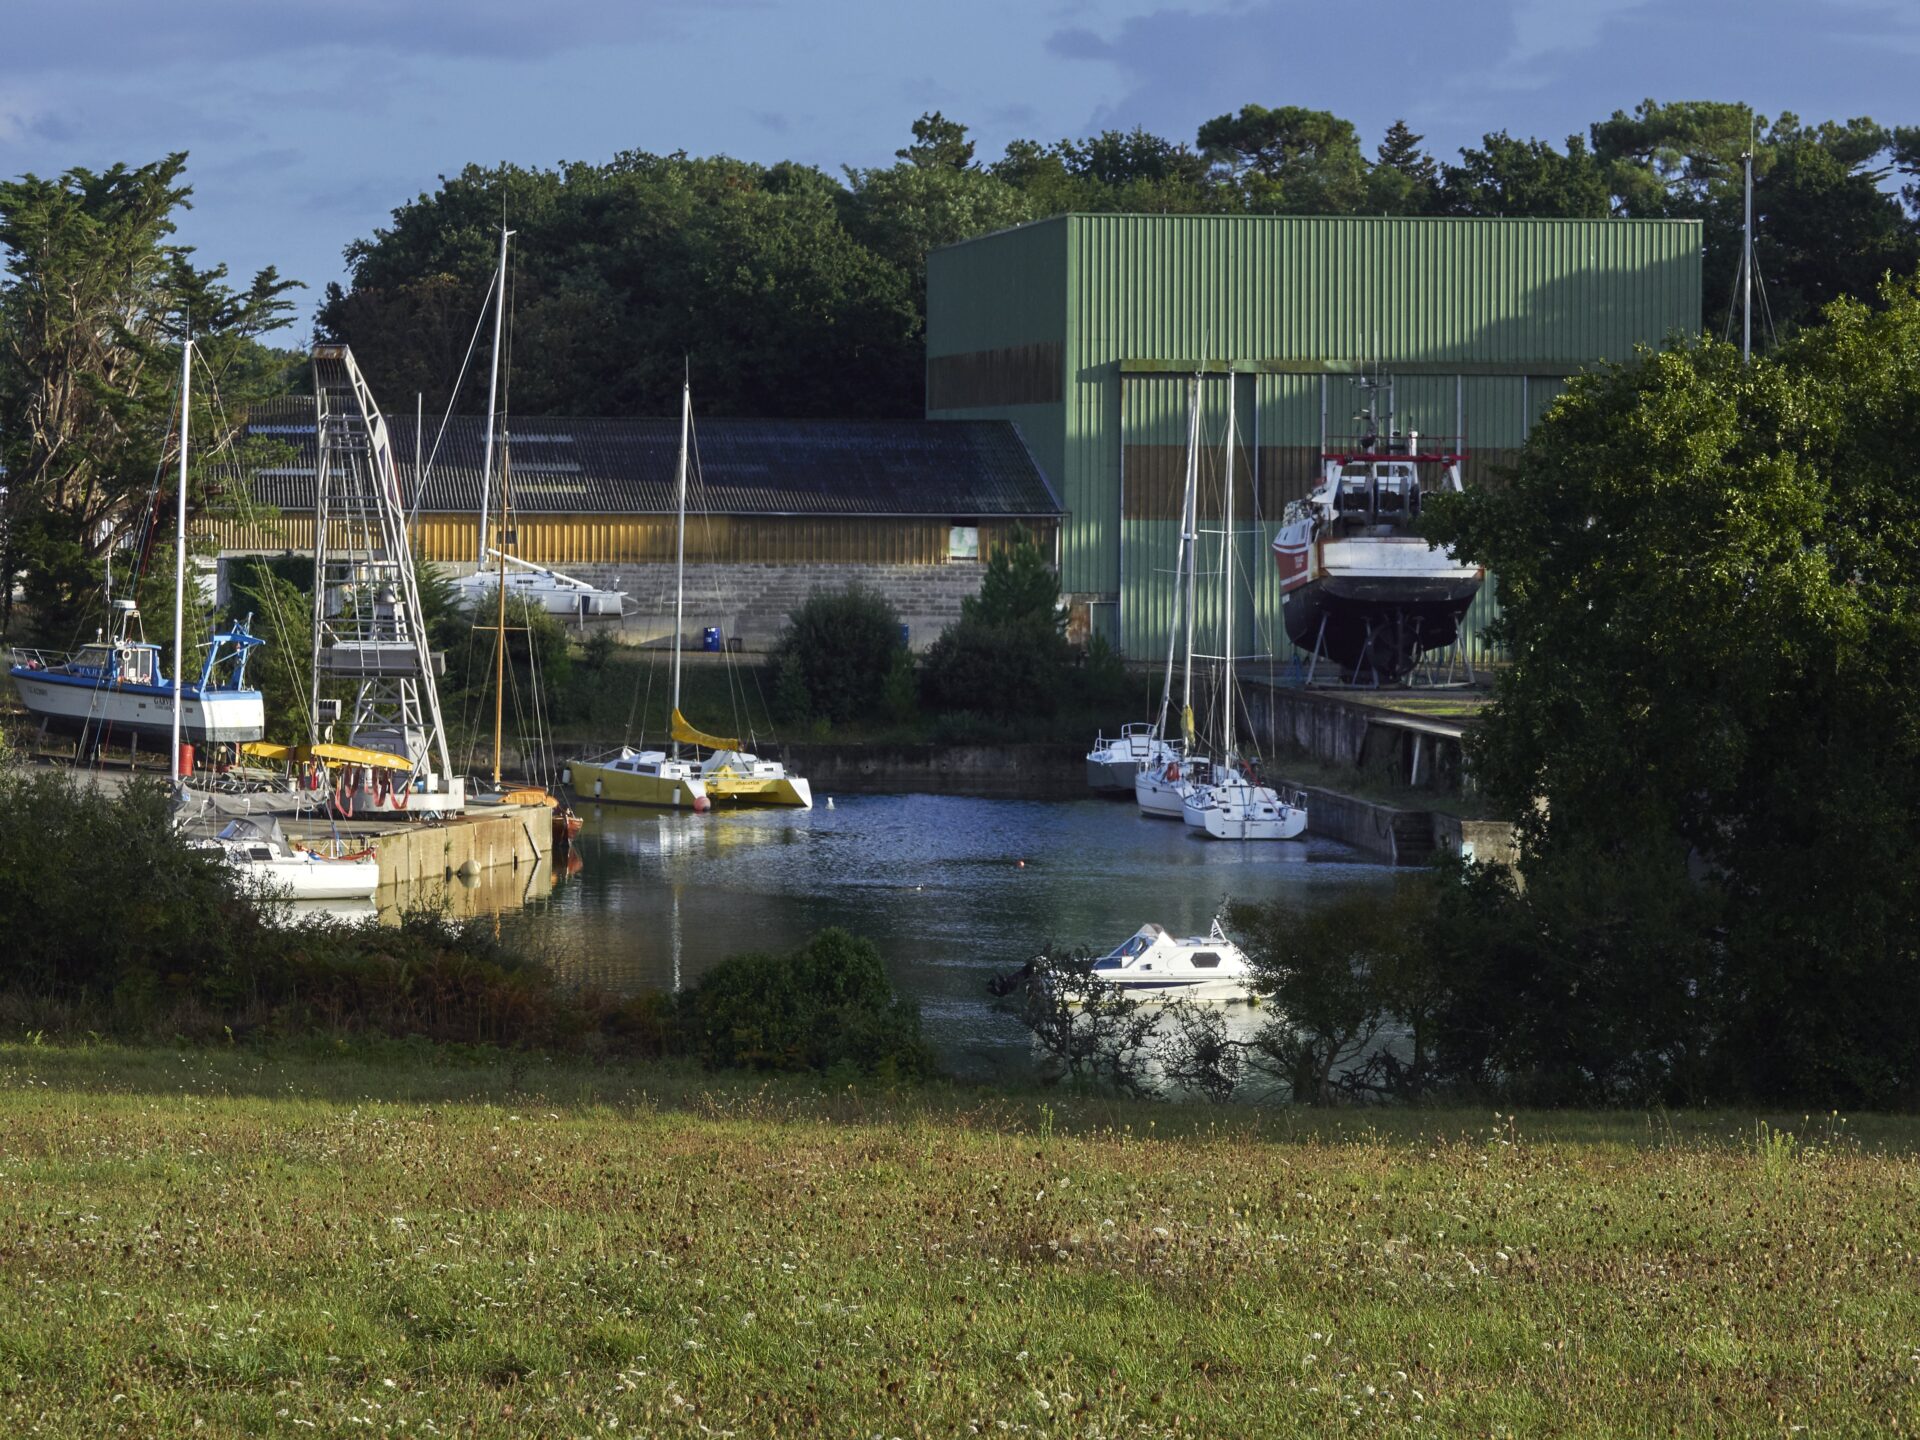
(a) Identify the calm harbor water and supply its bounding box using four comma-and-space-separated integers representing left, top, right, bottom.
500, 793, 1399, 1075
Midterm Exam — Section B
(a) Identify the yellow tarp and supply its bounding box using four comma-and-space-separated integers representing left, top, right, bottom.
670, 708, 740, 753
240, 740, 415, 773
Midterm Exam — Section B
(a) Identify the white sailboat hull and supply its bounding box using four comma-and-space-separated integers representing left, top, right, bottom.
9, 673, 265, 743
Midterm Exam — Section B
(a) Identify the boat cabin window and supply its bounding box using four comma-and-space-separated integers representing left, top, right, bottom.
247, 847, 274, 862
1118, 935, 1152, 959
1092, 959, 1121, 971
118, 648, 156, 684
1189, 952, 1221, 968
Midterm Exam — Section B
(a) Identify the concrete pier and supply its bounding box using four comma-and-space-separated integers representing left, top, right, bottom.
279, 801, 555, 890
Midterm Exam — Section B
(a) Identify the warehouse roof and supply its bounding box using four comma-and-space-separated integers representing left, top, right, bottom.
235, 398, 1062, 518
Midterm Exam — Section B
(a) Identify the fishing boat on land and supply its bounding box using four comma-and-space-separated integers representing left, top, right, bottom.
1271, 375, 1484, 683
10, 603, 265, 745
8, 335, 266, 753
195, 816, 380, 901
567, 377, 810, 811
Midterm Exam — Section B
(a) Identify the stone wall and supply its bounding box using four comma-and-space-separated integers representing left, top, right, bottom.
455, 561, 990, 652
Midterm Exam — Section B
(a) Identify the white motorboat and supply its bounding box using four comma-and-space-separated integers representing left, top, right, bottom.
1087, 723, 1173, 791
198, 817, 380, 901
1084, 920, 1257, 1003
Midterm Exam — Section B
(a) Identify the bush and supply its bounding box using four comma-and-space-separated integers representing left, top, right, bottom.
768, 586, 905, 725
920, 617, 1070, 719
675, 928, 928, 1078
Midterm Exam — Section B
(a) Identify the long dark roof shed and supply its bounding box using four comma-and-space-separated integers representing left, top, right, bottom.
238, 399, 1061, 519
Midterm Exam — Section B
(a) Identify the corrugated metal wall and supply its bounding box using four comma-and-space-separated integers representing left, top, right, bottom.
199, 514, 1055, 567
933, 214, 1700, 656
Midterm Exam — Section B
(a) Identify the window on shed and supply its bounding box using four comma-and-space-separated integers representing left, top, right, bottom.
948, 525, 980, 561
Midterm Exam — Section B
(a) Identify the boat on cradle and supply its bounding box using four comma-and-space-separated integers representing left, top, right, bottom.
567, 376, 811, 811
1086, 921, 1257, 1003
10, 605, 266, 745
195, 816, 380, 901
453, 550, 627, 618
9, 333, 267, 753
1271, 375, 1484, 683
1086, 724, 1173, 791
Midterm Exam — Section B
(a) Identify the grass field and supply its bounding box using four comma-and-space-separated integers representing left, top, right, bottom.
2, 1042, 1916, 1437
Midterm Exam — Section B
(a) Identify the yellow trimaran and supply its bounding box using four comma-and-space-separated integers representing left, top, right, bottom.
565, 379, 811, 812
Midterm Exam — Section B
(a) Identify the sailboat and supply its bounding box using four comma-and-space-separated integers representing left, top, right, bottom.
565, 379, 811, 811
1179, 371, 1308, 842
463, 227, 579, 848
1136, 369, 1217, 818
8, 336, 266, 757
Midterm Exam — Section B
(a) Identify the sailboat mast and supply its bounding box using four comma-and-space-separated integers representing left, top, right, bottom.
477, 226, 510, 564
1741, 148, 1754, 365
1220, 371, 1237, 761
493, 436, 509, 787
170, 334, 191, 781
1179, 371, 1201, 753
671, 377, 691, 758
1152, 375, 1197, 746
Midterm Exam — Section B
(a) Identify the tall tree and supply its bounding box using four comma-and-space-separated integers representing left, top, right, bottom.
0, 154, 298, 634
1436, 131, 1612, 218
896, 112, 976, 172
1197, 105, 1369, 213
1421, 282, 1920, 1104
1367, 119, 1440, 214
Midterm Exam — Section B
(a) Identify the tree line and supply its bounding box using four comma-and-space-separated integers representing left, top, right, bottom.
317, 99, 1920, 422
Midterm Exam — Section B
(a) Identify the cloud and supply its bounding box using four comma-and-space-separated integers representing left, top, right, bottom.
1042, 0, 1920, 159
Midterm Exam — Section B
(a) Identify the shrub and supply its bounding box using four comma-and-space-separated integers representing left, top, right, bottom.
675, 928, 928, 1078
919, 616, 1069, 719
768, 585, 905, 725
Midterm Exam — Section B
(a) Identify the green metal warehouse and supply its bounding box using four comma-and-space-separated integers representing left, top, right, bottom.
925, 213, 1702, 660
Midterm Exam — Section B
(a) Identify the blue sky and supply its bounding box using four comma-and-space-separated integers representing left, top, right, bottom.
2, 0, 1913, 330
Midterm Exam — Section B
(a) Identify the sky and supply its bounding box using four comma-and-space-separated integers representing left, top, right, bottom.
2, 0, 1915, 330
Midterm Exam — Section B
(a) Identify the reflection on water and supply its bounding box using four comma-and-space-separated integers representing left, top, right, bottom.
502, 794, 1398, 1074
380, 847, 554, 924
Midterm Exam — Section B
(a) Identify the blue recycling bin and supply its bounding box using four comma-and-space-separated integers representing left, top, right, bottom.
898, 623, 910, 649
702, 626, 722, 652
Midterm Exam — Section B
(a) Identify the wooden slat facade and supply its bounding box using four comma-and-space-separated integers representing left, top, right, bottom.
197, 513, 1058, 567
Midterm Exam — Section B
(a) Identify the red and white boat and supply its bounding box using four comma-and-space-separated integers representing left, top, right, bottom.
1271, 378, 1484, 682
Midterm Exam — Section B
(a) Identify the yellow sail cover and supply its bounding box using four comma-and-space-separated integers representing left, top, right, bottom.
670, 708, 740, 752
241, 740, 414, 772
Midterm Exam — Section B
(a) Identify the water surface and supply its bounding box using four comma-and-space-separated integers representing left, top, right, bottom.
508, 793, 1398, 1074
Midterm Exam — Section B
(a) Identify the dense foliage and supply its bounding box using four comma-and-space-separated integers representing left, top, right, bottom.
675, 928, 929, 1079
0, 761, 926, 1076
920, 527, 1074, 720
0, 154, 300, 637
767, 585, 906, 726
318, 102, 1920, 423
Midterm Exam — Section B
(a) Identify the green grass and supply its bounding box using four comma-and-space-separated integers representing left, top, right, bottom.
1, 1041, 1915, 1437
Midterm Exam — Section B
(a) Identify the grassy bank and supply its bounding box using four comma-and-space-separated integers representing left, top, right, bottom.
2, 1043, 1915, 1436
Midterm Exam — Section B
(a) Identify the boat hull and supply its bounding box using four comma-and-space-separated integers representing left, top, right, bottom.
1281, 575, 1484, 680
1136, 763, 1204, 819
230, 854, 380, 901
1199, 798, 1308, 841
9, 671, 265, 744
1087, 755, 1146, 790
568, 760, 709, 809
706, 773, 813, 809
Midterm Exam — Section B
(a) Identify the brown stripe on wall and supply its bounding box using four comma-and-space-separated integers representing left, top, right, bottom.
1121, 443, 1280, 522
927, 342, 1062, 410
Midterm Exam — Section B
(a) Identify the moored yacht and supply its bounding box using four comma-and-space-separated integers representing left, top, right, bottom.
1087, 724, 1172, 791
1083, 920, 1257, 1003
195, 817, 380, 901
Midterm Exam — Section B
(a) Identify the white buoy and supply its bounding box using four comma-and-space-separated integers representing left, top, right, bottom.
826, 797, 835, 810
